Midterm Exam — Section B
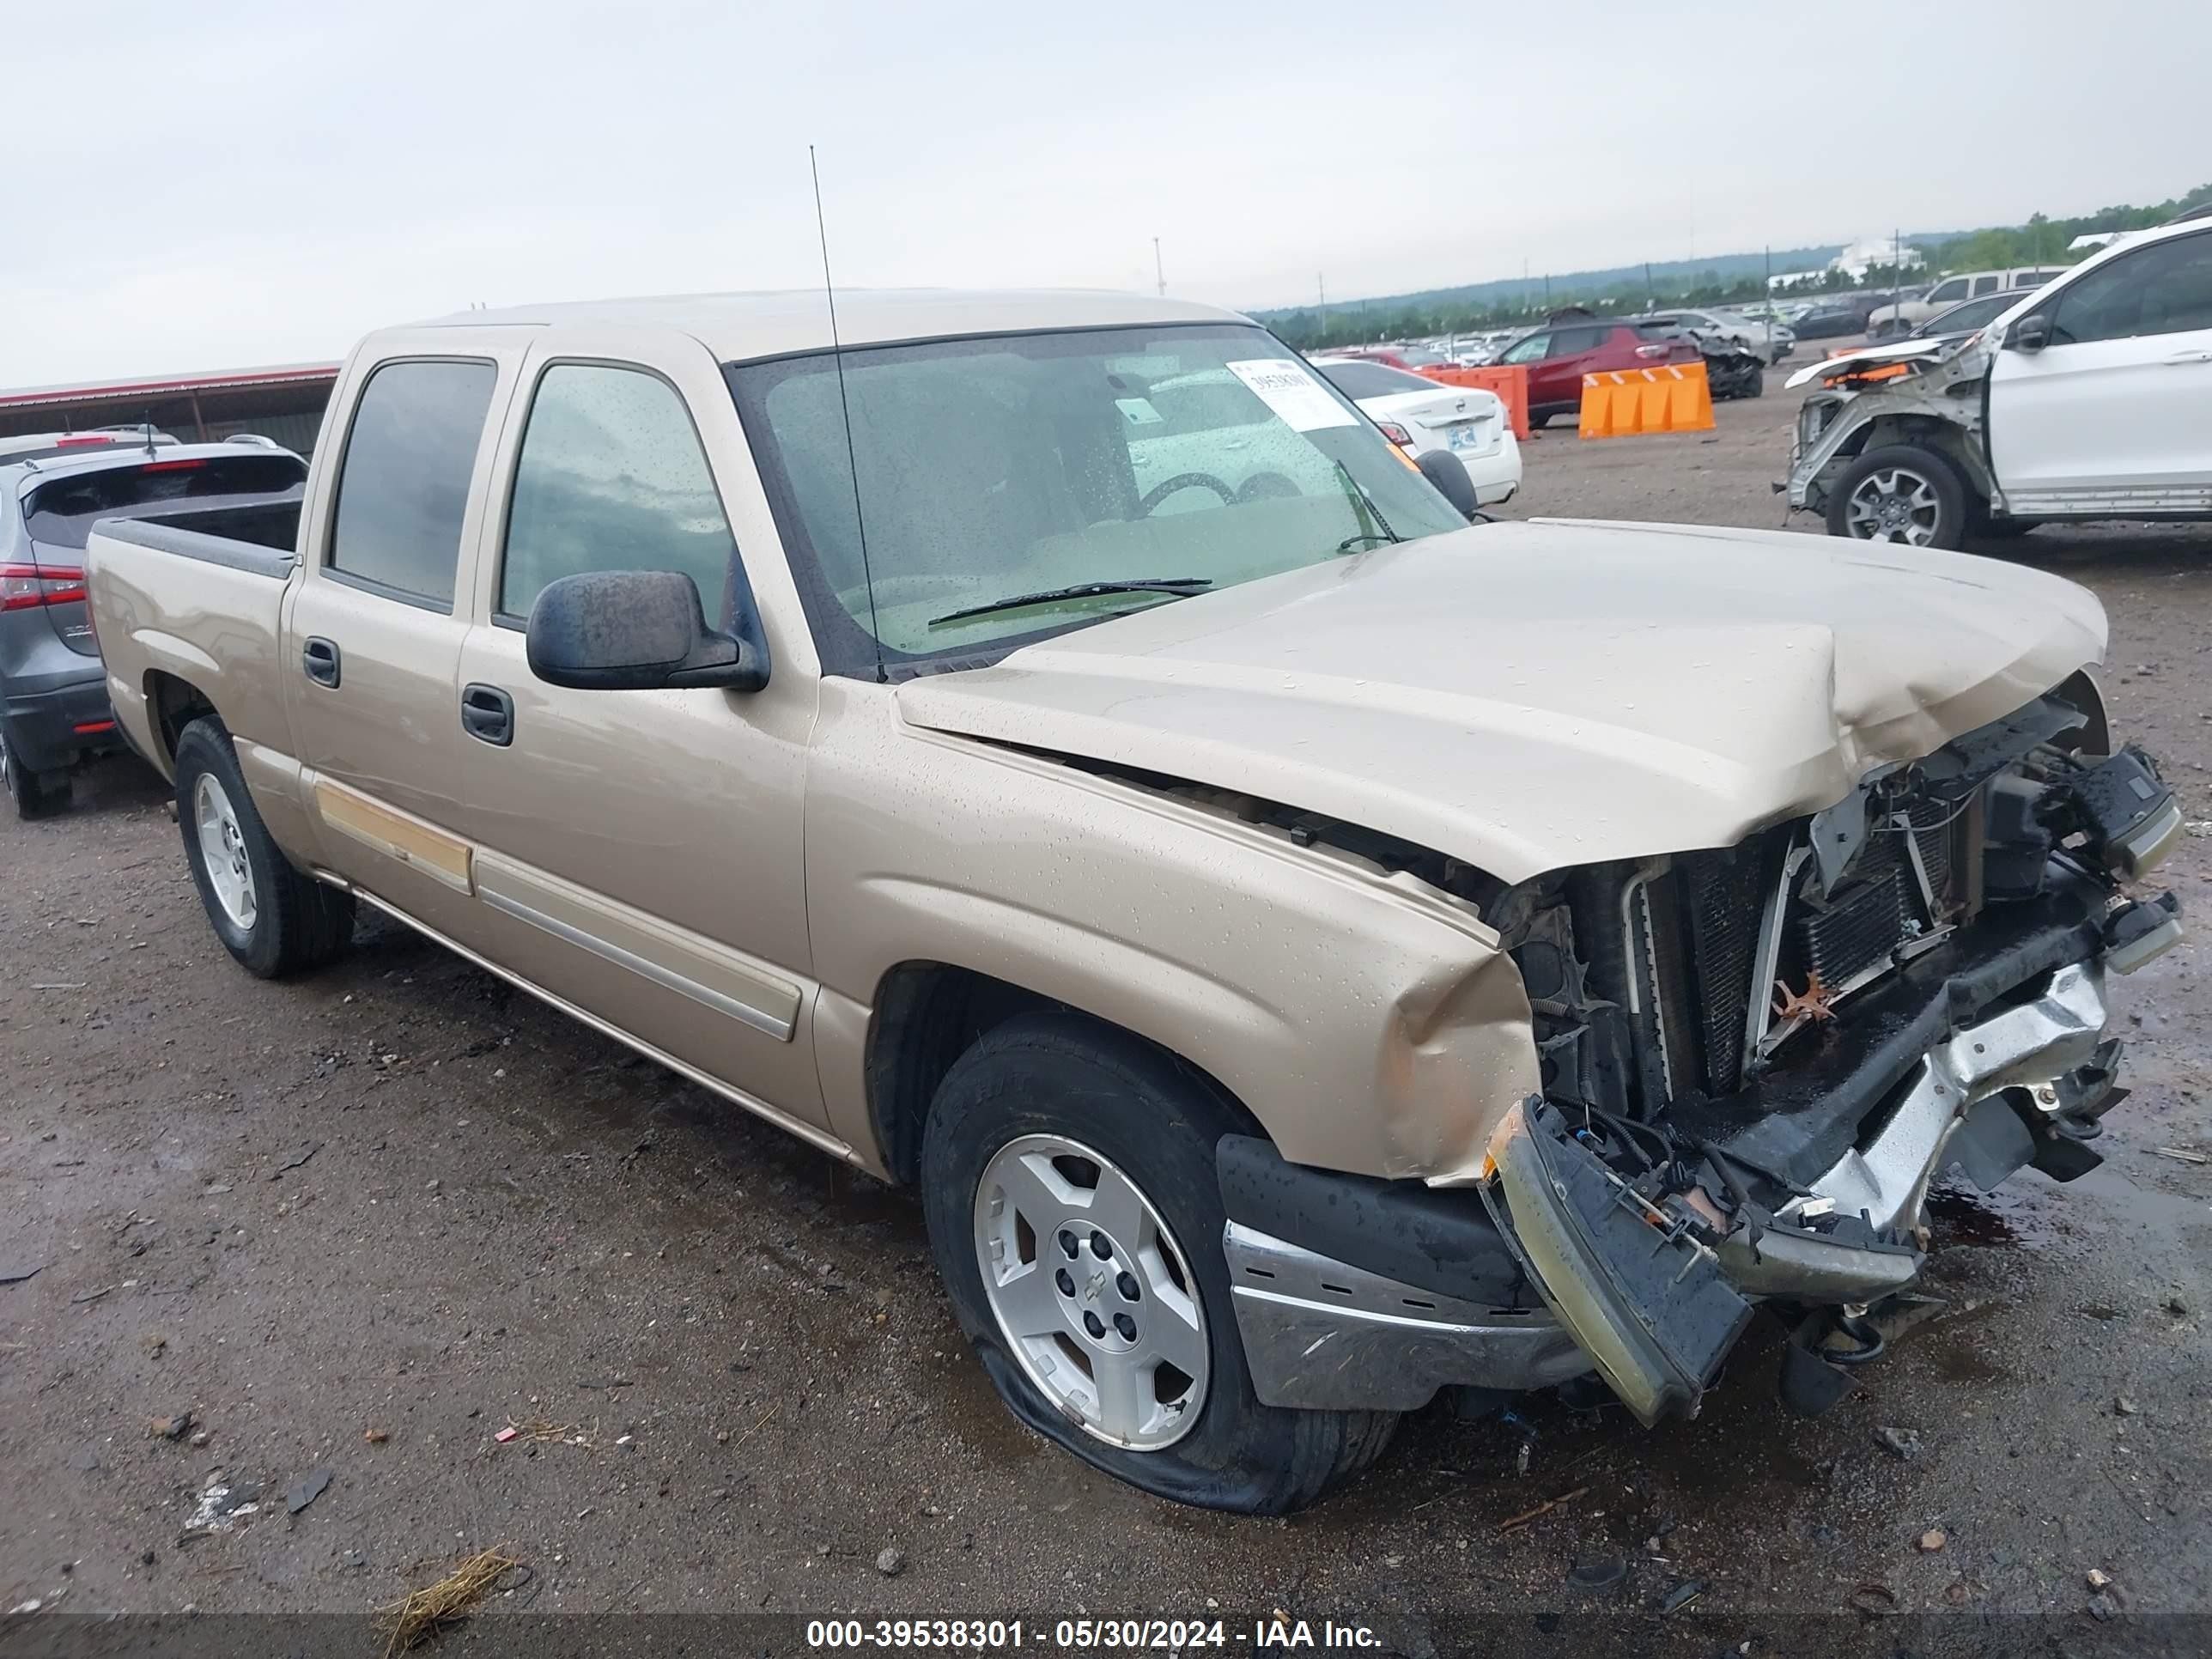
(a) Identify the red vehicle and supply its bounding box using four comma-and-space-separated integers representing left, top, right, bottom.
1493, 320, 1701, 428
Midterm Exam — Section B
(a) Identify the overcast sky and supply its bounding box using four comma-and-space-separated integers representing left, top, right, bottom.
5, 0, 2206, 386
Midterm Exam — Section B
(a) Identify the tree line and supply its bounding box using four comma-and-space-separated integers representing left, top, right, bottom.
1267, 183, 2212, 350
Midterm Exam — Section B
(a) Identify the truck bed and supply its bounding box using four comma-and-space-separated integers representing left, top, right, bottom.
81, 505, 302, 781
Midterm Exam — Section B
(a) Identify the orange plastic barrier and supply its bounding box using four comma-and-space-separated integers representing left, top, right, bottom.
1577, 362, 1715, 439
1419, 365, 1530, 440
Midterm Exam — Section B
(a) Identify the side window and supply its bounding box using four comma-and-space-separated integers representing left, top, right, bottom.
1500, 333, 1551, 365
499, 364, 738, 622
329, 360, 498, 608
2048, 234, 2212, 346
1549, 326, 1607, 356
1926, 279, 1967, 305
1971, 275, 2002, 297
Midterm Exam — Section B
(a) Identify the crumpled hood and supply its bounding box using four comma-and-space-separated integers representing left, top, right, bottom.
895, 520, 2106, 884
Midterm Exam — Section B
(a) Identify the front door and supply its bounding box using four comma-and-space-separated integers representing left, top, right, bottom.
283, 349, 523, 940
444, 336, 828, 1131
1989, 227, 2212, 516
1498, 331, 1555, 406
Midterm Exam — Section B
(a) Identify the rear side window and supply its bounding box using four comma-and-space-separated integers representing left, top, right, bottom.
498, 364, 736, 620
1550, 326, 1608, 354
329, 359, 497, 608
23, 454, 306, 549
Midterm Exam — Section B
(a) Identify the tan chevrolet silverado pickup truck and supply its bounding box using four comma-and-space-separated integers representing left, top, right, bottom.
83, 290, 2185, 1512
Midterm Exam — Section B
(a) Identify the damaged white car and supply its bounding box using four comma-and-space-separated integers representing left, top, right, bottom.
1782, 214, 2212, 547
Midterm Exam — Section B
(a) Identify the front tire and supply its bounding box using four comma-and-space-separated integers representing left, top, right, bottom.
174, 717, 354, 978
1825, 444, 1967, 550
920, 1012, 1396, 1514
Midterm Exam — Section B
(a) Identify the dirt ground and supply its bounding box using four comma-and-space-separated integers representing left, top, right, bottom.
4, 360, 2209, 1657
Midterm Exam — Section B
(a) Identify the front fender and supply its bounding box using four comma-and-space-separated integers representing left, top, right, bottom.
805, 684, 1539, 1185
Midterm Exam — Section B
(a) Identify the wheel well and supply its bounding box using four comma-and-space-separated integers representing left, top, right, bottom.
1852, 417, 1990, 498
865, 962, 1260, 1186
143, 672, 217, 770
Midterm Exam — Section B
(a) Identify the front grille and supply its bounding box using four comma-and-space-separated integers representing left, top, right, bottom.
1796, 867, 1910, 986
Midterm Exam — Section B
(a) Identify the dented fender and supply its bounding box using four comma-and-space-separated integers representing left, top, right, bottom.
805, 681, 1540, 1183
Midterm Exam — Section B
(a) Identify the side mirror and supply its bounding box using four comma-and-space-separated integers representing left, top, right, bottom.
2009, 313, 2053, 353
1416, 448, 1480, 520
526, 569, 767, 693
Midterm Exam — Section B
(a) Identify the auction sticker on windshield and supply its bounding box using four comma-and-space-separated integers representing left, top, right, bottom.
1226, 359, 1356, 431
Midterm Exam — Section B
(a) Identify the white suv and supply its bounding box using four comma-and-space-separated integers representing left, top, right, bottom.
1866, 267, 2068, 336
1784, 216, 2212, 545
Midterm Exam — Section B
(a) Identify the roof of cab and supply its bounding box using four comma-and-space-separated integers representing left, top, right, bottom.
410, 289, 1251, 362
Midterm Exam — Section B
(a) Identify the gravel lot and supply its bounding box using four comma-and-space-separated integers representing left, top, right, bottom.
4, 362, 2209, 1656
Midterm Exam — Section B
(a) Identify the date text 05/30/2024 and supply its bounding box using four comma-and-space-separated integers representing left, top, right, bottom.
805, 1618, 1384, 1650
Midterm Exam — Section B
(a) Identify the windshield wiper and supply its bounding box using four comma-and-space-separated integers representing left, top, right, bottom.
1331, 460, 1398, 550
927, 578, 1212, 629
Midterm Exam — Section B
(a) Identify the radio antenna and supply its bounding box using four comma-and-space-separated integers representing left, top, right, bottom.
810, 145, 887, 684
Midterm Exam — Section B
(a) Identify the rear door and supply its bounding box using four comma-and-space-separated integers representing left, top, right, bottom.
1988, 228, 2212, 514
1540, 325, 1613, 405
283, 343, 526, 939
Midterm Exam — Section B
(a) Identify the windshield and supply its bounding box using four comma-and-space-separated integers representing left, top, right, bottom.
727, 324, 1466, 675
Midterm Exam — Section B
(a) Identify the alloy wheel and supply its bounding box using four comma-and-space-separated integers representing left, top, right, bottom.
1844, 466, 1945, 545
971, 1133, 1208, 1450
194, 773, 258, 930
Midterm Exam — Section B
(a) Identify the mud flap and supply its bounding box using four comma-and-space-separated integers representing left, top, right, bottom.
1480, 1099, 1752, 1426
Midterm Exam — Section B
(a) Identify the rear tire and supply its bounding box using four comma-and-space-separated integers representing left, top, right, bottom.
174, 717, 354, 978
1, 730, 70, 819
920, 1012, 1397, 1514
1824, 444, 1967, 550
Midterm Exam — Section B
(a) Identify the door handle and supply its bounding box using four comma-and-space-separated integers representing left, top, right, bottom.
301, 636, 341, 688
460, 683, 514, 747
2164, 349, 2212, 365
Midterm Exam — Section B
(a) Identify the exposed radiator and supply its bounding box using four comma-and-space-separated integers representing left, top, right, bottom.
1855, 801, 1954, 912
1679, 842, 1772, 1095
1796, 866, 1911, 987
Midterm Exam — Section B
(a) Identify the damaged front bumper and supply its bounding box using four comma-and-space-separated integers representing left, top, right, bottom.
1218, 881, 2181, 1424
1480, 886, 2179, 1425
